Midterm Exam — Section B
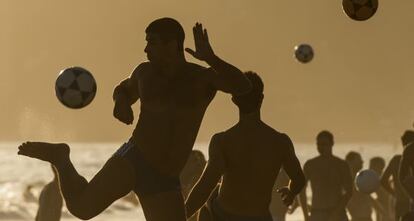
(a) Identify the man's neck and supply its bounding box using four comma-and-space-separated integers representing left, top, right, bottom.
159, 55, 186, 77
239, 110, 261, 123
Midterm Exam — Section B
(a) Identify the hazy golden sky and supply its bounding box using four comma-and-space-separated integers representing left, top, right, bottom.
2, 0, 414, 144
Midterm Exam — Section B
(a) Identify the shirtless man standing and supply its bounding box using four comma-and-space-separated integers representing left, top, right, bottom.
185, 72, 305, 221
381, 130, 414, 221
18, 18, 251, 221
399, 130, 414, 217
299, 131, 353, 221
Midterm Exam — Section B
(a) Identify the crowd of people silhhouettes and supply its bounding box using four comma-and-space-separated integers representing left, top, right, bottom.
18, 17, 413, 221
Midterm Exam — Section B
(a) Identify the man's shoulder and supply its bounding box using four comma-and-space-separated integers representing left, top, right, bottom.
186, 62, 209, 73
332, 155, 346, 162
306, 156, 346, 167
403, 143, 414, 157
390, 154, 402, 164
260, 124, 291, 143
132, 62, 152, 77
305, 156, 319, 166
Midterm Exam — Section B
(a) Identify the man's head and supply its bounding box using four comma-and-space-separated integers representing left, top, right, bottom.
316, 130, 334, 155
369, 157, 385, 174
401, 130, 414, 147
145, 17, 185, 64
345, 151, 363, 174
231, 71, 264, 114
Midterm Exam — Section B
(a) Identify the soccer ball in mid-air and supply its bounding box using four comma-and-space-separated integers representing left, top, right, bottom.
342, 0, 378, 21
55, 67, 97, 109
355, 169, 380, 194
294, 44, 314, 63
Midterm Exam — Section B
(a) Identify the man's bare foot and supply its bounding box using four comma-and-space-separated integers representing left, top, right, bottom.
18, 142, 70, 166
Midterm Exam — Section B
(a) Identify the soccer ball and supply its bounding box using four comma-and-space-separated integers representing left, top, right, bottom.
294, 44, 314, 63
55, 67, 97, 109
342, 0, 379, 21
355, 169, 380, 194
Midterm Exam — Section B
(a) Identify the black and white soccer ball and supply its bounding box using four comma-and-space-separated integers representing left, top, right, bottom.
294, 44, 314, 63
55, 67, 97, 109
342, 0, 378, 21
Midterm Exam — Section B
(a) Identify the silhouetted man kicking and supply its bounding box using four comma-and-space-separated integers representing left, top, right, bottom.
299, 131, 353, 221
185, 72, 305, 221
18, 17, 251, 221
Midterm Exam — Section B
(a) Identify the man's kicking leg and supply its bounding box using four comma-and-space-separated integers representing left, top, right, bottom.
18, 142, 136, 220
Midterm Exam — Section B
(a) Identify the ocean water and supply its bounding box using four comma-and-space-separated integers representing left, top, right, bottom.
0, 142, 401, 221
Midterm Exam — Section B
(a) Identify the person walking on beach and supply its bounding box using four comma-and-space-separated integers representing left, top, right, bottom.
299, 131, 353, 221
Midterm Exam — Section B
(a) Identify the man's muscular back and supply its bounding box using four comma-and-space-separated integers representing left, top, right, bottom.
216, 122, 297, 214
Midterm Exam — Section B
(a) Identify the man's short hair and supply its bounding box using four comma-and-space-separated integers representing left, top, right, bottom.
145, 17, 185, 51
316, 130, 334, 142
401, 130, 414, 145
232, 71, 264, 114
369, 157, 385, 169
345, 151, 361, 163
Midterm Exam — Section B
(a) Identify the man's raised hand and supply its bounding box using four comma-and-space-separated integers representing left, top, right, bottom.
185, 23, 215, 62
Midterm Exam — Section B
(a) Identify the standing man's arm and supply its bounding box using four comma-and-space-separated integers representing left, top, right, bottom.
185, 134, 225, 219
277, 134, 306, 206
381, 156, 397, 196
113, 65, 141, 125
331, 162, 353, 219
185, 23, 251, 96
299, 163, 310, 221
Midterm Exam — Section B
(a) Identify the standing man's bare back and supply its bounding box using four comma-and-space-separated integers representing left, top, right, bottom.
18, 18, 251, 221
300, 131, 353, 221
185, 72, 305, 221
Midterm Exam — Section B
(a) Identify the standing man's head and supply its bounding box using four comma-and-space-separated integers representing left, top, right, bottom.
231, 71, 263, 114
316, 130, 334, 156
145, 17, 185, 64
345, 151, 363, 175
369, 157, 385, 175
401, 130, 414, 147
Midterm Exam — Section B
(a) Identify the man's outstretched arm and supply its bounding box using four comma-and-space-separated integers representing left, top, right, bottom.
185, 134, 225, 218
185, 23, 251, 96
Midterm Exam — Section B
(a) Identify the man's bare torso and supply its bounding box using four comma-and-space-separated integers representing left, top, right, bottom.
131, 62, 216, 176
304, 156, 349, 209
217, 122, 289, 215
